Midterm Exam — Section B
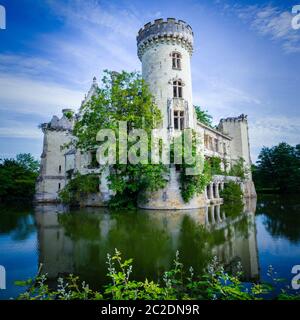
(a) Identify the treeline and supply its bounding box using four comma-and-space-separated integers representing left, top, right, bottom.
0, 153, 39, 203
252, 143, 300, 193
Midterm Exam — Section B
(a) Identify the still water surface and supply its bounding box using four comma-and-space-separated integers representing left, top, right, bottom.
0, 194, 300, 299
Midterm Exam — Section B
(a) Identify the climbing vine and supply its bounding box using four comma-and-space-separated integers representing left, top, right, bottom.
171, 131, 212, 203
59, 173, 99, 206
228, 157, 249, 180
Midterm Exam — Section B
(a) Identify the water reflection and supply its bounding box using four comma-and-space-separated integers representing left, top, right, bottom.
34, 199, 259, 288
256, 195, 300, 243
0, 205, 35, 240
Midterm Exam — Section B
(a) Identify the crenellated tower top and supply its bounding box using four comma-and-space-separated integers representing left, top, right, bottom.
219, 114, 248, 124
137, 18, 194, 60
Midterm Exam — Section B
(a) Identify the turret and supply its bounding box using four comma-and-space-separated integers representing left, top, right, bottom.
218, 114, 252, 179
137, 18, 195, 130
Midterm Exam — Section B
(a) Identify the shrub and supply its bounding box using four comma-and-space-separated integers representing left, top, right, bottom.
208, 156, 222, 175
220, 181, 243, 203
229, 157, 248, 180
59, 173, 99, 206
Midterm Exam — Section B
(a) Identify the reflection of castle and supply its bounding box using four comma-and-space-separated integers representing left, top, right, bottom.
35, 199, 259, 282
35, 18, 256, 209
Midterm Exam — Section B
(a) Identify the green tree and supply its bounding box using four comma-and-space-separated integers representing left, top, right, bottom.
254, 143, 300, 193
66, 70, 168, 208
229, 157, 248, 180
220, 181, 243, 203
0, 153, 39, 203
16, 153, 39, 173
73, 70, 162, 150
194, 106, 213, 127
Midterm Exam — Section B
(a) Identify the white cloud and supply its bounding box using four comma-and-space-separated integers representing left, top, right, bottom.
0, 126, 41, 139
0, 54, 54, 76
221, 3, 300, 53
249, 116, 300, 160
193, 75, 261, 122
47, 0, 142, 39
0, 74, 84, 117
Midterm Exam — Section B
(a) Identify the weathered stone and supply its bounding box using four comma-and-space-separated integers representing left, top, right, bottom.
35, 18, 257, 207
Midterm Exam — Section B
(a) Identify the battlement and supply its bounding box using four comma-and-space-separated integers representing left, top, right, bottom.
137, 18, 194, 60
40, 110, 74, 133
219, 114, 248, 123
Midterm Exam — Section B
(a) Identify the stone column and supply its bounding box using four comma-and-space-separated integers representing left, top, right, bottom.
210, 206, 215, 224
205, 206, 209, 226
216, 205, 221, 223
220, 182, 224, 191
209, 183, 214, 200
205, 186, 208, 200
215, 182, 220, 199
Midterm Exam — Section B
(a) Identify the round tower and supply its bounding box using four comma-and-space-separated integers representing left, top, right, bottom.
137, 18, 194, 131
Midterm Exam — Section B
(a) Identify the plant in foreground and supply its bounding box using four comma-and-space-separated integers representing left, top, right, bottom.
16, 249, 300, 300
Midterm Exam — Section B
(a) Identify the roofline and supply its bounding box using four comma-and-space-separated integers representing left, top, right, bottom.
197, 121, 232, 140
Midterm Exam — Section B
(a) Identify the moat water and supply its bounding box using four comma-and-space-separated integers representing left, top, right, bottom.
0, 194, 300, 299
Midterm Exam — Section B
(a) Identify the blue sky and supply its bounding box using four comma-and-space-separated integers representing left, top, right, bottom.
0, 0, 299, 162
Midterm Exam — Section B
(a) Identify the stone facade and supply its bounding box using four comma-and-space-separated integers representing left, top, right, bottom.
35, 18, 256, 208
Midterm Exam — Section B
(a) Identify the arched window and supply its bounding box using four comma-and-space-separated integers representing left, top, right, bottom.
173, 80, 183, 98
172, 52, 181, 69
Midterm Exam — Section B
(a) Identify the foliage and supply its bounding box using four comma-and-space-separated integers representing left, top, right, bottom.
73, 70, 161, 150
228, 157, 248, 180
108, 163, 168, 209
59, 173, 99, 206
180, 161, 211, 203
253, 143, 300, 193
220, 181, 243, 203
16, 153, 40, 173
208, 156, 223, 175
64, 110, 74, 120
72, 70, 168, 208
0, 153, 39, 203
194, 106, 213, 128
170, 131, 211, 203
16, 250, 300, 300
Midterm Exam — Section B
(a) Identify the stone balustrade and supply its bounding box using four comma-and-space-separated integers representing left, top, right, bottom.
205, 175, 243, 205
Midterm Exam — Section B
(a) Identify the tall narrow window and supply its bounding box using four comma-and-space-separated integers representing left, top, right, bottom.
204, 134, 209, 148
214, 139, 218, 152
58, 183, 61, 191
58, 165, 62, 173
173, 80, 183, 98
174, 111, 185, 130
172, 52, 181, 69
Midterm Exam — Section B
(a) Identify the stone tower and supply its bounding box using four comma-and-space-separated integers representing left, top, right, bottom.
218, 114, 252, 174
136, 18, 207, 209
218, 114, 256, 198
137, 18, 195, 131
35, 109, 74, 202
